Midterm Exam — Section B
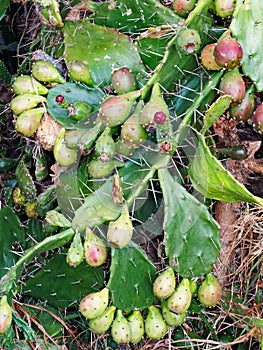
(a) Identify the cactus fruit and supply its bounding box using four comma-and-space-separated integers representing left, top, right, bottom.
214, 31, 243, 69
79, 288, 109, 319
215, 0, 235, 18
127, 310, 144, 344
56, 94, 65, 104
111, 310, 131, 344
230, 85, 255, 122
32, 60, 66, 83
153, 267, 176, 300
173, 0, 197, 17
145, 306, 167, 339
67, 101, 93, 121
107, 204, 133, 249
252, 103, 263, 133
201, 43, 221, 71
197, 273, 222, 307
189, 280, 198, 295
84, 228, 107, 267
161, 302, 186, 327
10, 94, 46, 116
66, 232, 84, 267
176, 28, 201, 55
219, 68, 246, 103
167, 278, 192, 314
88, 158, 123, 178
154, 111, 167, 125
15, 107, 45, 136
99, 91, 139, 127
53, 128, 78, 166
95, 127, 115, 161
0, 296, 12, 334
67, 60, 93, 85
111, 67, 137, 95
89, 306, 116, 334
12, 75, 48, 95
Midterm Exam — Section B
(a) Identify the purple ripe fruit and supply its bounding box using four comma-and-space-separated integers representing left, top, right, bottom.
219, 68, 246, 103
153, 267, 176, 300
111, 67, 136, 95
197, 273, 222, 307
84, 228, 107, 267
154, 111, 167, 125
56, 95, 65, 103
176, 28, 201, 55
252, 103, 263, 133
79, 288, 109, 319
0, 296, 12, 334
201, 43, 221, 71
214, 31, 243, 69
173, 0, 197, 18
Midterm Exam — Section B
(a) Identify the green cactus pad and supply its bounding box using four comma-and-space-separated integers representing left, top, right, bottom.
46, 82, 104, 129
107, 242, 156, 310
158, 168, 221, 277
62, 21, 144, 87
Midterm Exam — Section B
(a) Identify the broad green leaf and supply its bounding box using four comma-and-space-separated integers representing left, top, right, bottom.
230, 0, 263, 91
158, 168, 220, 277
107, 243, 156, 310
188, 135, 263, 206
0, 0, 9, 21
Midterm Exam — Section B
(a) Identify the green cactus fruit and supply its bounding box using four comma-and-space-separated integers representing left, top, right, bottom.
32, 60, 66, 83
189, 280, 198, 295
176, 28, 201, 55
127, 310, 144, 344
107, 204, 133, 249
215, 0, 235, 18
95, 127, 115, 161
99, 90, 140, 127
167, 278, 192, 314
214, 31, 243, 69
0, 296, 12, 334
219, 68, 246, 103
173, 0, 197, 17
15, 107, 45, 136
145, 306, 167, 339
10, 93, 46, 115
89, 306, 116, 334
67, 60, 94, 85
141, 83, 169, 126
111, 310, 131, 344
66, 232, 84, 267
161, 301, 186, 327
84, 228, 107, 267
12, 75, 48, 95
153, 267, 176, 300
111, 67, 136, 95
53, 128, 78, 166
67, 101, 93, 121
201, 43, 221, 71
115, 139, 135, 156
230, 85, 255, 122
197, 273, 222, 307
12, 187, 26, 206
121, 101, 147, 148
88, 158, 123, 178
252, 103, 263, 133
79, 288, 109, 320
45, 210, 71, 227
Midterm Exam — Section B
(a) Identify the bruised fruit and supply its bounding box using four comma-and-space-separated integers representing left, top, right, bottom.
214, 31, 243, 69
0, 296, 12, 334
145, 306, 167, 339
111, 310, 131, 344
252, 103, 263, 133
153, 267, 176, 299
67, 60, 93, 85
10, 94, 46, 115
127, 310, 144, 344
79, 288, 109, 319
197, 273, 222, 307
162, 302, 186, 327
66, 232, 84, 267
219, 68, 246, 103
230, 85, 255, 122
12, 75, 48, 95
89, 306, 116, 334
53, 128, 78, 166
84, 227, 107, 267
32, 60, 66, 83
15, 107, 45, 136
107, 204, 133, 248
111, 67, 136, 94
167, 278, 192, 314
201, 43, 221, 71
176, 28, 201, 55
173, 0, 197, 17
215, 0, 235, 17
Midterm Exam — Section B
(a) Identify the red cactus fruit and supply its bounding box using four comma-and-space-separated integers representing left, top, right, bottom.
201, 43, 221, 71
214, 31, 243, 69
252, 103, 263, 133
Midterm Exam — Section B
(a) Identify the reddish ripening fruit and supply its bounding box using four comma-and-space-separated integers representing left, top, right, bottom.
230, 85, 255, 122
173, 0, 197, 17
214, 31, 243, 70
84, 228, 107, 267
154, 111, 167, 125
201, 43, 221, 71
111, 67, 136, 95
219, 68, 246, 103
198, 273, 222, 307
252, 103, 263, 133
56, 95, 65, 103
79, 288, 109, 319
